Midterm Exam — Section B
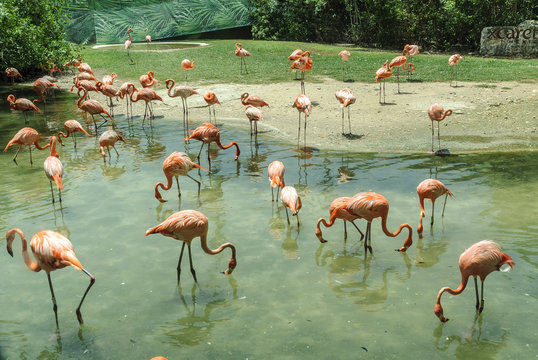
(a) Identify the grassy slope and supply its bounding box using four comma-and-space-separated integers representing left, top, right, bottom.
79, 40, 538, 85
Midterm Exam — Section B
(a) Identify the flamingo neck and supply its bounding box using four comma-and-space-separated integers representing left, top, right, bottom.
128, 30, 132, 42
154, 172, 174, 202
166, 80, 175, 97
5, 228, 41, 272
50, 138, 58, 157
77, 89, 88, 108
216, 139, 240, 159
435, 275, 469, 321
199, 235, 237, 274
315, 217, 331, 243
441, 109, 453, 120
380, 215, 413, 251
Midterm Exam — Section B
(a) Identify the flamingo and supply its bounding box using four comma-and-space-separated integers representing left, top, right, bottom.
71, 77, 99, 99
245, 105, 263, 142
289, 51, 313, 94
95, 81, 120, 117
74, 72, 97, 82
402, 44, 419, 78
64, 59, 81, 74
77, 88, 113, 133
241, 92, 269, 108
140, 71, 161, 88
267, 160, 285, 201
235, 43, 251, 75
165, 79, 198, 130
203, 92, 220, 122
184, 122, 240, 168
427, 104, 453, 153
181, 59, 195, 81
7, 94, 42, 125
5, 228, 95, 327
315, 197, 364, 242
288, 49, 302, 79
43, 137, 63, 204
118, 82, 137, 117
99, 130, 124, 160
57, 120, 90, 148
125, 28, 134, 64
145, 28, 151, 45
315, 192, 413, 253
280, 186, 302, 226
41, 59, 62, 77
389, 55, 412, 93
291, 93, 311, 145
4, 127, 50, 165
334, 88, 356, 135
128, 84, 163, 125
417, 179, 454, 236
5, 67, 22, 85
449, 54, 463, 87
338, 50, 351, 81
145, 210, 237, 283
102, 73, 117, 85
154, 152, 209, 202
434, 240, 515, 322
375, 60, 392, 104
33, 77, 60, 104
77, 62, 93, 75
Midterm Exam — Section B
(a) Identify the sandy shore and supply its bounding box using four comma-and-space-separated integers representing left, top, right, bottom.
56, 75, 537, 153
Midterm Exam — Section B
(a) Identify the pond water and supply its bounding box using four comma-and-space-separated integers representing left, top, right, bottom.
0, 85, 536, 359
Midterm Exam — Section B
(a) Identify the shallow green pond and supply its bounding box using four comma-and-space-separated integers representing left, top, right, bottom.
0, 85, 536, 359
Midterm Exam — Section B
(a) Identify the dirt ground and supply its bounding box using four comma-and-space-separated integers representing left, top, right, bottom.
56, 75, 537, 153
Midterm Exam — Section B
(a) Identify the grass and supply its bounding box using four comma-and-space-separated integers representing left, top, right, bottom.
78, 39, 538, 85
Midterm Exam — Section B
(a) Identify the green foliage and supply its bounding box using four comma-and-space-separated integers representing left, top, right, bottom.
0, 0, 74, 76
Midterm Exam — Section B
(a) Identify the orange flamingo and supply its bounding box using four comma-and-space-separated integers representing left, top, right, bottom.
281, 186, 302, 226
145, 28, 151, 44
7, 94, 42, 125
145, 209, 237, 283
288, 48, 302, 79
245, 105, 263, 141
389, 55, 412, 93
241, 92, 269, 108
181, 59, 195, 81
139, 71, 161, 88
335, 88, 356, 135
77, 62, 93, 75
449, 54, 463, 87
102, 73, 117, 85
184, 122, 240, 168
375, 60, 392, 104
338, 50, 351, 81
289, 51, 313, 94
434, 240, 515, 322
417, 179, 454, 236
203, 91, 220, 122
74, 72, 97, 82
6, 228, 95, 327
427, 103, 453, 153
99, 130, 124, 160
96, 81, 120, 117
5, 67, 22, 85
71, 77, 99, 99
315, 197, 364, 242
125, 28, 133, 63
128, 84, 163, 125
4, 127, 50, 165
155, 152, 209, 202
165, 79, 198, 129
77, 88, 113, 132
268, 160, 285, 201
292, 93, 311, 144
33, 77, 60, 104
151, 357, 168, 360
57, 120, 90, 148
235, 42, 251, 75
44, 137, 63, 204
118, 82, 137, 117
315, 192, 413, 253
402, 44, 419, 78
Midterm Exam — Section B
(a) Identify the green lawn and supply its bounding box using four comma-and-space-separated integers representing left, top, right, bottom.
78, 39, 538, 85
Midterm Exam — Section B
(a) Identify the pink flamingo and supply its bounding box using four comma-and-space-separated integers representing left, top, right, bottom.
402, 44, 419, 78
203, 92, 220, 122
77, 88, 113, 132
281, 186, 302, 226
389, 55, 412, 93
139, 71, 161, 88
102, 73, 117, 85
338, 50, 351, 81
292, 93, 311, 144
165, 79, 198, 129
235, 42, 251, 74
118, 82, 137, 117
145, 210, 237, 283
125, 28, 134, 64
416, 179, 455, 236
7, 94, 42, 125
95, 81, 120, 117
268, 160, 285, 201
77, 62, 93, 75
184, 122, 240, 168
241, 92, 269, 108
57, 120, 90, 148
434, 240, 515, 322
99, 130, 124, 160
315, 197, 364, 242
427, 104, 453, 153
5, 67, 22, 85
4, 127, 50, 165
128, 84, 163, 125
334, 88, 356, 135
375, 60, 392, 104
145, 28, 151, 45
245, 105, 263, 142
288, 48, 302, 79
181, 59, 195, 81
289, 51, 313, 94
44, 136, 63, 204
449, 54, 463, 87
33, 77, 60, 104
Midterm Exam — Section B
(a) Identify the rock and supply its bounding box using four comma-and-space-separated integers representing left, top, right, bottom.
480, 20, 538, 57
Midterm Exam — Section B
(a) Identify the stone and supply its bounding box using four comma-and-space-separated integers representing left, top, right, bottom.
480, 20, 538, 57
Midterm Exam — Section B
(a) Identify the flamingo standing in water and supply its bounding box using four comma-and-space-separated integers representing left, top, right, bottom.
235, 43, 251, 75
99, 129, 124, 160
203, 92, 220, 122
417, 179, 454, 236
165, 79, 198, 130
184, 122, 240, 168
145, 210, 237, 284
389, 55, 412, 93
338, 50, 351, 81
44, 137, 63, 204
268, 160, 285, 201
6, 67, 22, 85
4, 127, 50, 165
95, 81, 120, 117
335, 88, 356, 135
245, 105, 263, 143
7, 94, 42, 125
289, 51, 313, 94
57, 120, 90, 148
77, 88, 113, 133
139, 71, 161, 88
33, 77, 61, 105
427, 104, 453, 153
280, 186, 302, 226
288, 49, 302, 79
241, 92, 269, 108
181, 59, 195, 81
315, 197, 364, 242
125, 28, 134, 64
71, 77, 99, 99
128, 84, 163, 125
292, 93, 311, 145
154, 152, 209, 202
375, 60, 392, 104
5, 228, 95, 327
402, 44, 419, 78
315, 192, 413, 253
118, 82, 137, 117
434, 240, 515, 322
449, 54, 463, 87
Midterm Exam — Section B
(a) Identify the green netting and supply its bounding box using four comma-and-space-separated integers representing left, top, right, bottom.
65, 0, 252, 44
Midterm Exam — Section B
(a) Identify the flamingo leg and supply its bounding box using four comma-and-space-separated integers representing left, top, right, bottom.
285, 206, 290, 224
431, 120, 435, 152
74, 133, 77, 149
347, 106, 351, 135
175, 176, 181, 198
12, 145, 22, 165
341, 107, 345, 135
437, 121, 441, 150
271, 186, 274, 201
91, 114, 97, 133
365, 222, 373, 254
301, 71, 305, 94
343, 220, 347, 239
49, 181, 55, 204
177, 242, 186, 283
379, 81, 382, 103
58, 188, 62, 204
396, 67, 400, 93
113, 145, 119, 157
187, 174, 201, 196
24, 112, 29, 126
479, 279, 485, 313
296, 213, 300, 227
76, 268, 95, 325
442, 193, 449, 217
431, 200, 435, 226
304, 115, 307, 147
297, 112, 301, 142
196, 142, 204, 163
187, 244, 198, 283
350, 221, 365, 241
29, 145, 33, 166
474, 277, 480, 310
46, 272, 59, 328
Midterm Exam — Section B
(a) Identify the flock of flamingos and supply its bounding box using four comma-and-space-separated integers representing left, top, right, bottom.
3, 36, 514, 357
